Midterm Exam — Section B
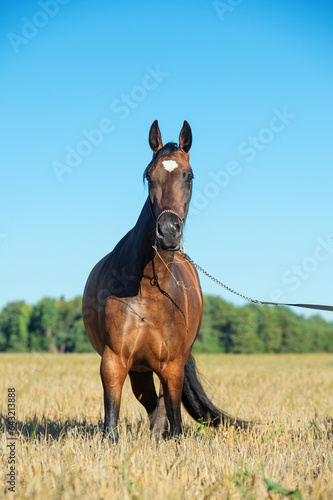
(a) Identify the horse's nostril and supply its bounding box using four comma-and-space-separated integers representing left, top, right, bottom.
156, 215, 182, 248
156, 223, 164, 238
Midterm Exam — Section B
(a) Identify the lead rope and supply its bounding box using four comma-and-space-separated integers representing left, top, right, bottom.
153, 244, 259, 299
152, 246, 333, 312
179, 251, 333, 313
180, 251, 262, 304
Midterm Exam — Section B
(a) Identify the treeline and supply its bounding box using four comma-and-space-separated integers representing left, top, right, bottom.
0, 297, 92, 354
0, 295, 332, 354
194, 296, 333, 353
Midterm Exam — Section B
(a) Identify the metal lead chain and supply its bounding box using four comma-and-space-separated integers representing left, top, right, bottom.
181, 252, 262, 305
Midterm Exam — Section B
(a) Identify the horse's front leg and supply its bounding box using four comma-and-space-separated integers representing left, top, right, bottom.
100, 346, 128, 443
160, 360, 184, 437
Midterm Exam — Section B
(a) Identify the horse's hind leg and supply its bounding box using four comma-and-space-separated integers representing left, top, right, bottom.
129, 371, 169, 438
149, 383, 169, 438
100, 346, 128, 443
129, 370, 158, 418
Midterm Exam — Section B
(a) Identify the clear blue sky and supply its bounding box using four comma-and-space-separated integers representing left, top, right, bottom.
1, 0, 332, 321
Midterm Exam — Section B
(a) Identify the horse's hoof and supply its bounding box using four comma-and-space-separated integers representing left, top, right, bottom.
102, 428, 119, 444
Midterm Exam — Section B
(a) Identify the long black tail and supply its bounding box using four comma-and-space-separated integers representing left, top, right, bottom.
182, 354, 251, 429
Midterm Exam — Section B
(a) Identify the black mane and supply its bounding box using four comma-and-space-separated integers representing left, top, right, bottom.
143, 142, 178, 181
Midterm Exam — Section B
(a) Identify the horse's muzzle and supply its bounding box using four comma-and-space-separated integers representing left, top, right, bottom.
156, 213, 182, 251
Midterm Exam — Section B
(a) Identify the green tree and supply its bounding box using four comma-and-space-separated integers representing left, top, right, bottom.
231, 305, 264, 354
194, 296, 241, 353
56, 296, 82, 352
28, 298, 59, 351
57, 296, 93, 352
255, 306, 283, 353
305, 315, 333, 352
275, 307, 311, 353
0, 301, 32, 352
66, 318, 94, 353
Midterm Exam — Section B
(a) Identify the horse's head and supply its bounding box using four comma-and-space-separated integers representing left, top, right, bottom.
145, 120, 193, 251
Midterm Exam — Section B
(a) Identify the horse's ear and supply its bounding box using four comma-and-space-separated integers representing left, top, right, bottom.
149, 120, 163, 153
179, 120, 192, 153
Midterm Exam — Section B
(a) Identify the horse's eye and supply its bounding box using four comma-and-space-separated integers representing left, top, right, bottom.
146, 174, 152, 183
183, 171, 194, 182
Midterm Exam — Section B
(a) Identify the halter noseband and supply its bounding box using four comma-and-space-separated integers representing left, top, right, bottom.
148, 199, 187, 225
156, 209, 186, 224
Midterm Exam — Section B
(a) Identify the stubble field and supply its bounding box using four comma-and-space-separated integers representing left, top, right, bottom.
1, 353, 333, 499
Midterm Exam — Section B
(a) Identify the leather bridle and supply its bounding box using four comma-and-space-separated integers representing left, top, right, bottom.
148, 198, 188, 225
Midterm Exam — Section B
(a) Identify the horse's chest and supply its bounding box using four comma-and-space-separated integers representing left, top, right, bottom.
132, 291, 188, 332
104, 289, 191, 362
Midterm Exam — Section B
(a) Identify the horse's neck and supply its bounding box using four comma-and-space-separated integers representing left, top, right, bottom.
127, 198, 156, 270
129, 198, 175, 282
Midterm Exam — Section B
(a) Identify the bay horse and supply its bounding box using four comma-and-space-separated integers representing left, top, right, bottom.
82, 120, 248, 441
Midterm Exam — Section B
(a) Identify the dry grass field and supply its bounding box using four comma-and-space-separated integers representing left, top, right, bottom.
1, 352, 333, 499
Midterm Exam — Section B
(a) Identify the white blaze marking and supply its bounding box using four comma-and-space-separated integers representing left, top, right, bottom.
162, 160, 178, 172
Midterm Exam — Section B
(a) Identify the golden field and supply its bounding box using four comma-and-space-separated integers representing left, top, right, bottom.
1, 353, 333, 499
